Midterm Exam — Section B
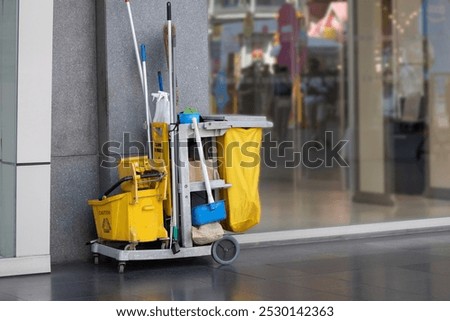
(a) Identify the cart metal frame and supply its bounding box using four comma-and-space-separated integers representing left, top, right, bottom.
90, 116, 272, 272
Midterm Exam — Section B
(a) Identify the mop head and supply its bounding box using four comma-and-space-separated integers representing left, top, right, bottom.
192, 222, 224, 245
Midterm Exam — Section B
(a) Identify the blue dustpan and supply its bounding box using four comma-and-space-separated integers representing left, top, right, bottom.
192, 200, 226, 226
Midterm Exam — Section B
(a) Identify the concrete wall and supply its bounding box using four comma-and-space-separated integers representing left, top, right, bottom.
51, 0, 209, 262
51, 0, 99, 263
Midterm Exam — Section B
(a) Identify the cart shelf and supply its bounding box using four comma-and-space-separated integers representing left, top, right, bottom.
188, 179, 232, 192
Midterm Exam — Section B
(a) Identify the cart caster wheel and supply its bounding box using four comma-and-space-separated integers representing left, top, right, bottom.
160, 238, 170, 249
93, 254, 99, 265
118, 262, 126, 274
124, 243, 137, 251
211, 235, 240, 265
161, 241, 168, 249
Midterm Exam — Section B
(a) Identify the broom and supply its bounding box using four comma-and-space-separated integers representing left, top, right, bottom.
164, 20, 179, 111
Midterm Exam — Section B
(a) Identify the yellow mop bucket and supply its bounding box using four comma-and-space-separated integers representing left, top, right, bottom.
88, 155, 168, 243
89, 189, 167, 243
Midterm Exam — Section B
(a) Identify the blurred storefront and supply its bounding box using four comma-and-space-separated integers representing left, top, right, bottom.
208, 0, 450, 232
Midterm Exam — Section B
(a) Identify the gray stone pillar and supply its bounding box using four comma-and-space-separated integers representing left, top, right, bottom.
96, 0, 209, 191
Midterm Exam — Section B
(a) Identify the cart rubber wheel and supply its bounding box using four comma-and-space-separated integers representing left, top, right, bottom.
211, 235, 240, 265
93, 254, 99, 265
124, 243, 137, 251
161, 241, 169, 249
118, 262, 126, 274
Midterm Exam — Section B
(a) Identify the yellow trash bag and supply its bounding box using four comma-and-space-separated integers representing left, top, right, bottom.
218, 128, 262, 232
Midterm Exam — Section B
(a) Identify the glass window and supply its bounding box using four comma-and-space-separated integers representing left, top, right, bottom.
209, 0, 450, 234
255, 0, 286, 11
212, 0, 251, 12
0, 0, 18, 258
257, 0, 285, 6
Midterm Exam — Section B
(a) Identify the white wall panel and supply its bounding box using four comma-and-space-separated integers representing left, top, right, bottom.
16, 165, 51, 257
16, 0, 53, 164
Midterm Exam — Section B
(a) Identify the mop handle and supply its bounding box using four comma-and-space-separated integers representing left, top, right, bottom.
140, 44, 153, 159
167, 1, 171, 20
125, 0, 144, 93
192, 118, 215, 205
140, 43, 146, 61
167, 2, 178, 220
167, 2, 174, 124
158, 71, 164, 91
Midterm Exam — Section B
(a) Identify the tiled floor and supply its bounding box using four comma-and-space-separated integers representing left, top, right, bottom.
2, 231, 450, 300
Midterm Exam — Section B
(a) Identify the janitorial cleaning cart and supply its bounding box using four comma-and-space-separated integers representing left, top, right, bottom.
87, 1, 272, 273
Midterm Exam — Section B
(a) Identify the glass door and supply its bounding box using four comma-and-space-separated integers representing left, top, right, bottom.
0, 0, 18, 259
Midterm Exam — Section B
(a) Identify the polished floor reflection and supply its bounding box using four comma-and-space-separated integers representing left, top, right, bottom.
252, 174, 450, 233
2, 232, 450, 300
